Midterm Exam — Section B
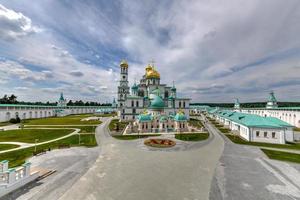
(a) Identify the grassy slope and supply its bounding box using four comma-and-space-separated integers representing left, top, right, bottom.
112, 135, 161, 140
188, 118, 203, 128
0, 134, 97, 168
175, 133, 209, 141
225, 134, 300, 150
261, 148, 300, 164
0, 144, 20, 151
25, 126, 97, 133
0, 122, 12, 127
109, 119, 129, 132
0, 129, 73, 143
23, 115, 101, 125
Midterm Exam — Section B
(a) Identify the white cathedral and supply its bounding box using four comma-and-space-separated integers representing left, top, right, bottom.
117, 60, 190, 122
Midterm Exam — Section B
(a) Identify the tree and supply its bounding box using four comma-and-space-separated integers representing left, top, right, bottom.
67, 100, 74, 106
8, 94, 17, 104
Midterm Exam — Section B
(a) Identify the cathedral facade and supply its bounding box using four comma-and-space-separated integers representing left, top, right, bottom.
117, 60, 190, 122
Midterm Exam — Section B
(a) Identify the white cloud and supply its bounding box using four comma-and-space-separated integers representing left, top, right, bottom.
0, 4, 41, 40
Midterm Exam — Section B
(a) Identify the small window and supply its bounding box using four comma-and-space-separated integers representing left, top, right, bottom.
264, 132, 267, 138
256, 131, 259, 137
272, 132, 276, 138
183, 102, 186, 108
179, 102, 181, 108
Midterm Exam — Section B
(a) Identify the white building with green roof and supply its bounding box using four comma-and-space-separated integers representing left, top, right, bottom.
213, 110, 294, 144
239, 91, 300, 128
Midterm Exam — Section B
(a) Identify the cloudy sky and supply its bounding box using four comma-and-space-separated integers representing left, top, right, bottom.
0, 0, 299, 103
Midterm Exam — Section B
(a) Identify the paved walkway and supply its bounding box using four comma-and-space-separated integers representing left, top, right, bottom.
60, 117, 225, 200
208, 117, 300, 200
0, 128, 80, 154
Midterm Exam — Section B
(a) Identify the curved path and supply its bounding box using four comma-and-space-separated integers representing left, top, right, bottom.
0, 128, 80, 154
60, 117, 225, 200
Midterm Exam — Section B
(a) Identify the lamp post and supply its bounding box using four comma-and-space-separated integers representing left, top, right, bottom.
34, 139, 39, 152
79, 132, 81, 146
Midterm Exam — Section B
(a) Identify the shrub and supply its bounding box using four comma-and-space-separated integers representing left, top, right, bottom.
9, 118, 17, 124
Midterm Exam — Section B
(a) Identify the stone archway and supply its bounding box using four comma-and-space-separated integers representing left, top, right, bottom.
6, 112, 11, 121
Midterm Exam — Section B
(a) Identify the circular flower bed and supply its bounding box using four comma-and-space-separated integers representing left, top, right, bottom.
144, 138, 176, 148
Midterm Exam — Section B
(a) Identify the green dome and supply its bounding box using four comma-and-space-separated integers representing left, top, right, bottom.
137, 114, 152, 122
168, 96, 175, 100
150, 95, 165, 109
151, 88, 161, 96
131, 83, 138, 90
174, 112, 187, 121
159, 115, 168, 122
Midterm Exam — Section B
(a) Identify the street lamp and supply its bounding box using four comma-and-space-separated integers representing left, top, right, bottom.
78, 132, 81, 145
34, 139, 39, 152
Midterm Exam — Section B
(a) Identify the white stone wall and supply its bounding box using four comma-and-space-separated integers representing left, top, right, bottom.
0, 106, 106, 122
250, 127, 285, 144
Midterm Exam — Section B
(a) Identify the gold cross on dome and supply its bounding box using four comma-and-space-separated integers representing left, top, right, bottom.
149, 59, 155, 67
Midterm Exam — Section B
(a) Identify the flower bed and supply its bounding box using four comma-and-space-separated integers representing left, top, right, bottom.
144, 138, 176, 148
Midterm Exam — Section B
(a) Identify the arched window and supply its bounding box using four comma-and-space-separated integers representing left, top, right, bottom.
164, 91, 169, 98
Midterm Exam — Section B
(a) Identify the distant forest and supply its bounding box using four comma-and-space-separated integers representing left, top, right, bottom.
0, 94, 111, 106
191, 102, 300, 108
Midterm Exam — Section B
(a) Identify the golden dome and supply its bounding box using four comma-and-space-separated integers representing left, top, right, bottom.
145, 64, 152, 72
146, 68, 160, 79
120, 60, 128, 68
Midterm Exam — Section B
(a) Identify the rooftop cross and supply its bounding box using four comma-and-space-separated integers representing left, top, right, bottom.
149, 59, 155, 67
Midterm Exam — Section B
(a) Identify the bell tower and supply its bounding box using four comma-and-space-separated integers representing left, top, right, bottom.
118, 60, 130, 108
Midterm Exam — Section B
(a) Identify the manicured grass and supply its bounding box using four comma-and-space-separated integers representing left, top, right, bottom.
175, 133, 209, 141
23, 115, 101, 125
188, 118, 203, 128
225, 134, 300, 150
0, 144, 20, 151
261, 148, 300, 164
95, 113, 117, 117
112, 135, 161, 140
218, 127, 231, 133
109, 119, 129, 132
24, 126, 97, 133
0, 129, 73, 143
0, 122, 12, 127
294, 127, 300, 132
0, 134, 97, 168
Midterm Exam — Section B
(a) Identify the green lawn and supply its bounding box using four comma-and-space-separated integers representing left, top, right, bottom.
175, 133, 209, 141
109, 119, 129, 132
294, 127, 300, 132
95, 113, 117, 117
24, 126, 97, 133
0, 129, 73, 143
225, 134, 300, 150
0, 134, 97, 168
23, 115, 101, 125
261, 148, 300, 164
112, 135, 161, 140
188, 118, 203, 128
0, 144, 20, 151
0, 122, 12, 127
218, 127, 231, 133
